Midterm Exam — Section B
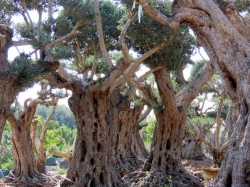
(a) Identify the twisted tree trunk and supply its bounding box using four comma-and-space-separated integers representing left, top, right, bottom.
8, 117, 42, 183
62, 89, 127, 187
61, 49, 132, 186
141, 69, 201, 187
111, 92, 148, 176
0, 25, 19, 142
137, 0, 250, 186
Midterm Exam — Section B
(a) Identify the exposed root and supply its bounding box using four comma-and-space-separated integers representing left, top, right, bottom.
116, 156, 144, 176
2, 170, 58, 187
124, 170, 204, 187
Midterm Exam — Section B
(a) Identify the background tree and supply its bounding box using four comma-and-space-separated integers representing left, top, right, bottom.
36, 104, 76, 129
6, 81, 65, 183
182, 60, 231, 167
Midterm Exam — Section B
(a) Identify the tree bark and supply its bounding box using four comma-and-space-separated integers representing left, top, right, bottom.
0, 25, 19, 142
137, 0, 250, 186
110, 91, 148, 176
182, 130, 204, 160
62, 89, 127, 187
8, 117, 41, 183
171, 1, 250, 186
60, 49, 131, 186
135, 68, 202, 187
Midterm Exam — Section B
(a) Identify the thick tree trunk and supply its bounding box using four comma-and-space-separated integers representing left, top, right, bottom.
112, 102, 148, 176
62, 89, 127, 187
11, 123, 39, 180
130, 68, 202, 187
7, 117, 46, 186
0, 25, 19, 142
171, 1, 250, 186
137, 0, 250, 186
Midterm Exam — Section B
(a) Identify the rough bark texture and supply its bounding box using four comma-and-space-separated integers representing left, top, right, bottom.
61, 56, 131, 187
170, 1, 250, 186
62, 88, 127, 187
0, 25, 19, 142
6, 99, 52, 186
110, 90, 148, 176
8, 117, 42, 183
136, 0, 250, 186
133, 68, 202, 187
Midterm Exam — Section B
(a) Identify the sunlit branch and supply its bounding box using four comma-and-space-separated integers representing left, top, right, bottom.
128, 66, 163, 101
109, 37, 173, 93
94, 0, 112, 69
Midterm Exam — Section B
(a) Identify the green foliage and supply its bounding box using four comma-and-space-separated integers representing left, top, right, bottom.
171, 76, 183, 92
188, 60, 206, 82
36, 105, 76, 129
2, 159, 13, 171
84, 56, 110, 74
122, 1, 196, 70
8, 59, 45, 89
188, 116, 215, 134
143, 116, 156, 150
56, 168, 67, 174
58, 0, 124, 55
235, 0, 250, 13
0, 123, 13, 170
35, 118, 77, 153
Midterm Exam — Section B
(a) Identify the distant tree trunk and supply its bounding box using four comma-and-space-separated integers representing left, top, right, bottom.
111, 91, 148, 175
62, 89, 127, 187
182, 131, 204, 160
0, 25, 19, 142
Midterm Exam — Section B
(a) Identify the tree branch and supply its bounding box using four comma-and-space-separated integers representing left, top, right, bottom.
94, 0, 112, 69
11, 40, 31, 47
176, 62, 216, 109
216, 93, 224, 149
186, 117, 214, 152
90, 48, 99, 80
136, 0, 172, 27
139, 83, 159, 107
128, 66, 163, 101
40, 98, 58, 144
109, 38, 173, 94
138, 106, 152, 123
90, 42, 131, 92
119, 12, 137, 43
46, 20, 83, 48
20, 0, 33, 27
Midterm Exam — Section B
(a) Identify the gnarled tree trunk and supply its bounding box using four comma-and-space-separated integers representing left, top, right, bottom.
137, 0, 250, 186
171, 1, 250, 186
144, 69, 201, 186
111, 92, 148, 175
0, 25, 19, 142
62, 89, 127, 187
8, 117, 41, 183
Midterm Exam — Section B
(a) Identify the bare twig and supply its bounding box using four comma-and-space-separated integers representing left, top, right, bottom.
94, 0, 112, 69
46, 20, 83, 48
